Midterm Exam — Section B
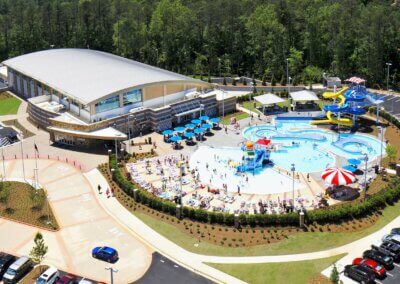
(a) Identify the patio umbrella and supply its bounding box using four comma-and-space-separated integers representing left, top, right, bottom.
209, 117, 220, 124
343, 165, 357, 173
202, 123, 212, 129
199, 115, 210, 121
321, 167, 356, 186
194, 128, 206, 134
174, 126, 186, 132
191, 119, 202, 125
184, 132, 195, 139
185, 123, 196, 129
170, 136, 182, 142
162, 129, 173, 136
347, 158, 361, 166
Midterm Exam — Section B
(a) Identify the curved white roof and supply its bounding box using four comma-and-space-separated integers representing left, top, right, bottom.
3, 48, 208, 105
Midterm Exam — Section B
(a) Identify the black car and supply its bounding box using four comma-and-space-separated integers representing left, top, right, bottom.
391, 228, 400, 235
372, 241, 400, 262
0, 253, 15, 278
344, 264, 376, 284
363, 250, 394, 269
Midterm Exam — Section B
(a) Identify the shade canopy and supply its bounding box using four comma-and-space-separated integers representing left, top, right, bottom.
290, 90, 319, 101
321, 168, 356, 186
191, 119, 202, 124
170, 136, 182, 142
184, 132, 195, 138
162, 129, 173, 136
185, 123, 196, 129
254, 93, 286, 105
343, 165, 357, 173
346, 77, 366, 84
194, 128, 205, 134
209, 117, 220, 124
174, 126, 186, 132
202, 123, 212, 129
255, 138, 271, 146
199, 115, 210, 121
347, 158, 362, 166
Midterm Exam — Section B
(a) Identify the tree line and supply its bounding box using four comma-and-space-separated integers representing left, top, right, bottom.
0, 0, 399, 89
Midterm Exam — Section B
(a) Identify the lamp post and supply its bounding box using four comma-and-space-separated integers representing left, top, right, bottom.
288, 76, 292, 104
222, 90, 226, 117
363, 153, 368, 203
127, 114, 134, 154
179, 162, 185, 206
19, 134, 25, 180
105, 267, 118, 284
378, 124, 384, 170
291, 163, 295, 209
108, 149, 112, 164
218, 58, 221, 78
286, 58, 289, 92
386, 62, 392, 91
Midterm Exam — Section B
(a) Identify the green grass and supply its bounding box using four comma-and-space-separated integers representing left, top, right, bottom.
0, 93, 21, 115
240, 100, 261, 113
221, 112, 249, 125
207, 254, 345, 284
133, 199, 400, 256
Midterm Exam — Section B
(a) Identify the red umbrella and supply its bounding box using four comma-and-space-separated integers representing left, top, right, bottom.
321, 167, 356, 186
255, 138, 271, 146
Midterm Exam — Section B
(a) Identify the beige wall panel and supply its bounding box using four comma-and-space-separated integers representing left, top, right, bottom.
143, 85, 164, 100
165, 84, 185, 95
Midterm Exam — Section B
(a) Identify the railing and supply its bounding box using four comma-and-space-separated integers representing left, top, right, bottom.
2, 153, 86, 172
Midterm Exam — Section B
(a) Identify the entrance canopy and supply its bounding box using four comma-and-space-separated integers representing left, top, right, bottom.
290, 90, 319, 101
254, 93, 286, 105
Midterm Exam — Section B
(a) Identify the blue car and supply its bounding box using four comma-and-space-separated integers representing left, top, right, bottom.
92, 246, 119, 263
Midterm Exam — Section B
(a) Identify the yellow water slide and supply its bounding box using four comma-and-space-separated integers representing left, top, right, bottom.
310, 111, 353, 126
322, 87, 349, 100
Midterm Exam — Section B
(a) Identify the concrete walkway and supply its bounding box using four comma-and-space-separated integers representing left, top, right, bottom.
86, 168, 400, 273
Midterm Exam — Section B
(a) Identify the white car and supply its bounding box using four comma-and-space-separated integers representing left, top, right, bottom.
79, 279, 94, 284
36, 266, 59, 284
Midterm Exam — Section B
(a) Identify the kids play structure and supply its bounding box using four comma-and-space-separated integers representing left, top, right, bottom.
237, 140, 271, 173
311, 77, 383, 127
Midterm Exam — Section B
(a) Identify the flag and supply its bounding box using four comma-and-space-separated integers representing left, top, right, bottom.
34, 143, 39, 154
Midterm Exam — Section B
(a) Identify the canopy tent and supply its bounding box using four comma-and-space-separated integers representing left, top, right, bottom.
290, 90, 319, 102
254, 93, 286, 114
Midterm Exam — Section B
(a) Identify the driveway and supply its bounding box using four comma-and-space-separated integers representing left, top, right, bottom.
0, 158, 152, 283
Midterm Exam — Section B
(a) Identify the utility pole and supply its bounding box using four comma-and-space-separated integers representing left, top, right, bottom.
105, 267, 118, 284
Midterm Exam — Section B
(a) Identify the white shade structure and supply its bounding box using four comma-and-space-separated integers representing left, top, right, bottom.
290, 90, 319, 102
254, 93, 286, 114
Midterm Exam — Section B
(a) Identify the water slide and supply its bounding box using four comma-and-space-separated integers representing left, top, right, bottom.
237, 149, 266, 172
322, 87, 349, 99
310, 111, 353, 126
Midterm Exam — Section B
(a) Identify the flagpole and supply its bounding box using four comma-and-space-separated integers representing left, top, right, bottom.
34, 140, 39, 189
20, 134, 25, 180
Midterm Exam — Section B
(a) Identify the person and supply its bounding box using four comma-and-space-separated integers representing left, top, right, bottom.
225, 126, 228, 134
111, 187, 115, 197
97, 184, 102, 194
106, 188, 110, 198
237, 185, 241, 196
307, 173, 310, 182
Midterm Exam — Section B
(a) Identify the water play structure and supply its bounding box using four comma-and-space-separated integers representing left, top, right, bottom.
236, 140, 271, 173
311, 77, 383, 127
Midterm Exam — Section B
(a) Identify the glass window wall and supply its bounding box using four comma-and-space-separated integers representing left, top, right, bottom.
95, 95, 120, 113
123, 89, 142, 106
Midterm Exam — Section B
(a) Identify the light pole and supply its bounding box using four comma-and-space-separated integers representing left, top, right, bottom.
179, 162, 185, 205
105, 267, 118, 284
218, 58, 221, 78
386, 62, 392, 91
378, 125, 385, 169
363, 153, 368, 203
291, 163, 295, 209
19, 134, 25, 180
155, 48, 159, 67
127, 114, 134, 154
222, 90, 226, 117
286, 58, 289, 91
114, 138, 118, 163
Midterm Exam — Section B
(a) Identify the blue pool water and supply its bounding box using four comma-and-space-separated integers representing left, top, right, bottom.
242, 120, 384, 173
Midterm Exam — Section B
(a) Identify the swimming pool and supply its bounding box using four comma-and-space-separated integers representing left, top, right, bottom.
242, 120, 384, 172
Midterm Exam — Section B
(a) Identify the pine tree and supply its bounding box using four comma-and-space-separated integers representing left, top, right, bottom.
223, 77, 227, 85
271, 75, 276, 86
30, 232, 48, 265
207, 73, 211, 83
280, 74, 286, 86
330, 263, 339, 284
262, 74, 267, 86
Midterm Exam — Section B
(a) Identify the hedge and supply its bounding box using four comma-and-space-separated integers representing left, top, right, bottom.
107, 105, 400, 227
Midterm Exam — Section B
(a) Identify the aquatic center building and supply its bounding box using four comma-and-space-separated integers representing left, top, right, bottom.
2, 49, 236, 145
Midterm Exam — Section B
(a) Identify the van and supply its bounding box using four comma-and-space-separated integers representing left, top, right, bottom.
2, 256, 32, 283
36, 266, 59, 284
0, 253, 16, 278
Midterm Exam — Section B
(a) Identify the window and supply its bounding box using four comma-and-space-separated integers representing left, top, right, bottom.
95, 95, 120, 113
123, 89, 142, 106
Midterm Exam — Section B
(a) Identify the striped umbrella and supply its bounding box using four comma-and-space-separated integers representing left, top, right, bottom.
321, 167, 356, 186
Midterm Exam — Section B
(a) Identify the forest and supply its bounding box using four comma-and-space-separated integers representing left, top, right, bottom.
0, 0, 399, 88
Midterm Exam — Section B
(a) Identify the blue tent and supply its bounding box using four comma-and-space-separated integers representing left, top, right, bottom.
202, 123, 212, 129
191, 119, 202, 125
194, 128, 206, 134
184, 132, 195, 139
199, 115, 210, 121
185, 123, 196, 129
209, 117, 220, 124
343, 165, 357, 173
170, 136, 182, 142
174, 126, 186, 132
347, 158, 362, 166
162, 129, 174, 136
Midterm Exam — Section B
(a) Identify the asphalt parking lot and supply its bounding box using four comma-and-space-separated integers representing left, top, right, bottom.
377, 262, 400, 284
374, 93, 400, 120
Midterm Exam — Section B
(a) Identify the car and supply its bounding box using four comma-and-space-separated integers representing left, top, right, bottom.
0, 253, 16, 278
344, 264, 375, 284
36, 267, 59, 284
372, 241, 400, 261
390, 228, 400, 235
383, 234, 400, 245
78, 280, 94, 284
92, 246, 118, 263
352, 257, 386, 279
363, 250, 393, 269
3, 256, 32, 284
56, 274, 78, 284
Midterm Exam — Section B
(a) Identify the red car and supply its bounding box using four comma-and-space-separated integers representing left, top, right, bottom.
353, 257, 386, 278
56, 274, 78, 284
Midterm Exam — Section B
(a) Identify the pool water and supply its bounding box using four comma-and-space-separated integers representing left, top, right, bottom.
242, 120, 384, 172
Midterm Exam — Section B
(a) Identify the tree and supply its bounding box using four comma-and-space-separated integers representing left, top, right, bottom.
280, 74, 286, 86
262, 74, 267, 86
30, 232, 48, 268
222, 77, 227, 86
0, 182, 10, 208
386, 144, 397, 165
30, 188, 47, 210
271, 75, 276, 86
330, 263, 340, 284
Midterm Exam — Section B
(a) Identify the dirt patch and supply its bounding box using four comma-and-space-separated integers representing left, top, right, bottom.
20, 265, 49, 284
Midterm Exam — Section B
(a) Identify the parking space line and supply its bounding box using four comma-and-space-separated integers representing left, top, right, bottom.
375, 280, 383, 284
394, 263, 400, 267
386, 272, 394, 277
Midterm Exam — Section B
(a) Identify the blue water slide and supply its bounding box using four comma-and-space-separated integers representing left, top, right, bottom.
346, 106, 366, 115
324, 104, 348, 113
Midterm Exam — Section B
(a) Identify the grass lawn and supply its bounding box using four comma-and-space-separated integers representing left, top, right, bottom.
0, 182, 59, 230
0, 92, 21, 115
240, 100, 261, 114
221, 112, 249, 125
132, 199, 400, 256
207, 254, 345, 284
